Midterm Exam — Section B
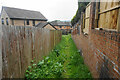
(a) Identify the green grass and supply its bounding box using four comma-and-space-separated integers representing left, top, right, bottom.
25, 34, 92, 79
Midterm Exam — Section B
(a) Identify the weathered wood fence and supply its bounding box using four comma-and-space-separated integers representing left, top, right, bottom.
82, 1, 120, 34
84, 3, 91, 34
98, 1, 120, 30
0, 25, 62, 78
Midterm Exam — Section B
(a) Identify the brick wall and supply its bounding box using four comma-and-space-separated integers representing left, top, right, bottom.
72, 2, 120, 78
72, 27, 120, 78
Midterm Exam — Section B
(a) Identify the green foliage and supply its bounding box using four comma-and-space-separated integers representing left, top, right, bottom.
25, 53, 64, 79
71, 2, 89, 26
25, 34, 92, 79
61, 35, 92, 79
68, 52, 92, 78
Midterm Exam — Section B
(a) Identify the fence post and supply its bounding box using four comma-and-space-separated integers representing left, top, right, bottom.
89, 2, 96, 30
117, 2, 120, 31
95, 2, 99, 28
81, 12, 85, 33
0, 25, 3, 79
83, 13, 85, 30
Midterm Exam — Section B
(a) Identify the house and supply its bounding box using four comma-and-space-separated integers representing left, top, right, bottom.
35, 22, 57, 30
50, 20, 72, 34
0, 6, 47, 26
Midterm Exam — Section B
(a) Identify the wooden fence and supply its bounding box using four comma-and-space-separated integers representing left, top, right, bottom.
0, 25, 62, 78
98, 1, 120, 30
83, 3, 91, 34
82, 1, 120, 34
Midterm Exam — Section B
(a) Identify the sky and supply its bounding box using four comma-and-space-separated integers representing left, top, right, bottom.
0, 0, 78, 21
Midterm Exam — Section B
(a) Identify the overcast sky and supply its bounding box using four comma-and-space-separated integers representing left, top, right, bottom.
0, 0, 78, 21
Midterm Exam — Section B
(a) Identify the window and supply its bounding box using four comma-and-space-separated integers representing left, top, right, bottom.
6, 18, 9, 25
1, 18, 4, 25
33, 20, 35, 26
71, 26, 72, 28
64, 26, 66, 28
26, 20, 29, 25
60, 26, 62, 28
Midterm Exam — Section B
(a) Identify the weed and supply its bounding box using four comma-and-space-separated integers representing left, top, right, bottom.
25, 34, 92, 79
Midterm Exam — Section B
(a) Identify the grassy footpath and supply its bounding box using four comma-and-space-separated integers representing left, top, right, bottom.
25, 34, 92, 79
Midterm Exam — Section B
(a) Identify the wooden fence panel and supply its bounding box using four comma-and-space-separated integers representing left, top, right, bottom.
98, 1, 120, 30
2, 26, 11, 78
51, 30, 54, 49
0, 25, 2, 79
84, 3, 91, 34
50, 31, 53, 51
54, 31, 56, 46
1, 25, 62, 78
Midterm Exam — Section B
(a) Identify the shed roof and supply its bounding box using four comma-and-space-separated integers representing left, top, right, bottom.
2, 6, 47, 21
35, 22, 57, 30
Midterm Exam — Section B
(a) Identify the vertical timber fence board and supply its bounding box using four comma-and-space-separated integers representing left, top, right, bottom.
54, 31, 56, 47
53, 31, 55, 47
46, 30, 50, 55
0, 25, 3, 79
52, 31, 54, 49
117, 5, 120, 31
2, 25, 10, 78
1, 25, 62, 78
50, 31, 52, 51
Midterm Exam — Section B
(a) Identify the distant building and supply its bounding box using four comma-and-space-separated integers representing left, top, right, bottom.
50, 20, 72, 34
35, 22, 57, 30
0, 6, 47, 26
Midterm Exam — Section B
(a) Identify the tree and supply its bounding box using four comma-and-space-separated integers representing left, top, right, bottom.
71, 2, 89, 26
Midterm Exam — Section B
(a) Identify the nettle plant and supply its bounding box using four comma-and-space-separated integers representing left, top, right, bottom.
25, 48, 65, 79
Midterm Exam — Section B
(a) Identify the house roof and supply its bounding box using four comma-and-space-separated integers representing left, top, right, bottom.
35, 22, 57, 30
50, 20, 72, 26
2, 6, 47, 21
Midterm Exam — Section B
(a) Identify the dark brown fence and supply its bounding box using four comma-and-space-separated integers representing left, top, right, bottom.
0, 25, 62, 78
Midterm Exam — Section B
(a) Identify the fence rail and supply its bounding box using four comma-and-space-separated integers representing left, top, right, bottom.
0, 25, 62, 78
81, 1, 120, 34
98, 1, 120, 30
